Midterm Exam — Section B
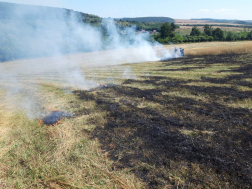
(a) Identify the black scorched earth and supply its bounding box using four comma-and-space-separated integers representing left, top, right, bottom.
73, 54, 251, 188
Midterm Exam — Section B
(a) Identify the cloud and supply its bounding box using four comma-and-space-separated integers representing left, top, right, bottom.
198, 9, 210, 13
214, 9, 236, 13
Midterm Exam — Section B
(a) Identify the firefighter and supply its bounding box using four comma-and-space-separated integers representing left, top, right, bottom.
174, 47, 178, 54
180, 48, 184, 56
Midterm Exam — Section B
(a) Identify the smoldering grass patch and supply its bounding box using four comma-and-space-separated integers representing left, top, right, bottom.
39, 111, 73, 126
1, 83, 143, 188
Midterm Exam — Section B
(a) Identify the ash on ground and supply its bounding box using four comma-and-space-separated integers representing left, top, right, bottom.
40, 111, 73, 125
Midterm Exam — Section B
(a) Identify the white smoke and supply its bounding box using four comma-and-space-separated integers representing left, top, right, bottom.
0, 3, 181, 119
122, 68, 137, 80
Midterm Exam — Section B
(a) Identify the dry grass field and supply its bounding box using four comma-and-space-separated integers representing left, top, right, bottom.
174, 19, 252, 36
174, 19, 246, 26
167, 41, 252, 56
0, 41, 252, 188
175, 26, 247, 36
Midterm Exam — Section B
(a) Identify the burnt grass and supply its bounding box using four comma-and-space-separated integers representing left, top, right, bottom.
73, 54, 252, 188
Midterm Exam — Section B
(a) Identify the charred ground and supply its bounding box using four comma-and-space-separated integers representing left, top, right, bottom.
74, 54, 252, 188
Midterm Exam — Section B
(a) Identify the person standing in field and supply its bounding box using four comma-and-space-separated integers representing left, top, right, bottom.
180, 48, 184, 56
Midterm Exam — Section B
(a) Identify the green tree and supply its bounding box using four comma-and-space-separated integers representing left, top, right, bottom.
212, 28, 224, 41
187, 36, 194, 42
171, 22, 176, 31
203, 24, 213, 36
172, 34, 183, 43
183, 36, 188, 43
199, 35, 207, 42
207, 36, 214, 41
190, 26, 201, 36
226, 31, 235, 41
160, 22, 174, 38
247, 31, 252, 40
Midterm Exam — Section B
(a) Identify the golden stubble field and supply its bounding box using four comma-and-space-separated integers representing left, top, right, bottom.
176, 26, 247, 36
174, 19, 246, 26
0, 41, 252, 188
174, 19, 252, 36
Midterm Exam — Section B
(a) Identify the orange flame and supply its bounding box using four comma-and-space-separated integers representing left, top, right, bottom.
38, 118, 62, 126
55, 119, 62, 126
39, 119, 43, 126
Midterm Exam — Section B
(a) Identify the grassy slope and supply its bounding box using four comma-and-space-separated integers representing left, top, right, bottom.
1, 42, 252, 188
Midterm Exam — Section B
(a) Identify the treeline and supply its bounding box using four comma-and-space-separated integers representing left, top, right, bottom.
115, 17, 177, 32
116, 20, 179, 32
116, 17, 174, 23
155, 23, 252, 44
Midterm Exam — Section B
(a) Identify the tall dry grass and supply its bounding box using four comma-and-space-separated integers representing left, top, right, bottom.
0, 85, 144, 188
185, 42, 252, 56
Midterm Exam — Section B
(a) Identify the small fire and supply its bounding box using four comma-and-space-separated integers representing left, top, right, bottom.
56, 119, 62, 125
39, 119, 43, 126
38, 111, 72, 126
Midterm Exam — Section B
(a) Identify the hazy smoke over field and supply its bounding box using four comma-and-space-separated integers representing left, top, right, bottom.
0, 3, 181, 118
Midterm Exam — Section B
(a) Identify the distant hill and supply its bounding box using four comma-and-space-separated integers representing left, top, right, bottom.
0, 2, 103, 62
116, 17, 174, 23
0, 2, 101, 24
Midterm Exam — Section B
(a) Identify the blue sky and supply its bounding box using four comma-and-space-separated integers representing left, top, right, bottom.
1, 0, 251, 20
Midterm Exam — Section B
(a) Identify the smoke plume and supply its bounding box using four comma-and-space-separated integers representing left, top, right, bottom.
0, 3, 182, 118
